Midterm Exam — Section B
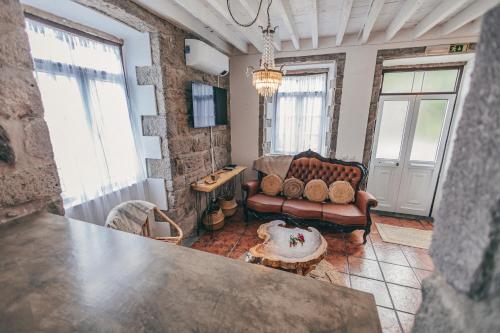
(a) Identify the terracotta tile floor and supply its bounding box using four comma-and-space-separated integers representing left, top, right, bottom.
190, 210, 434, 333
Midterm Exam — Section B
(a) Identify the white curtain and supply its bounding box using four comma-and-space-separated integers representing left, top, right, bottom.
273, 73, 327, 155
26, 18, 148, 224
192, 82, 215, 128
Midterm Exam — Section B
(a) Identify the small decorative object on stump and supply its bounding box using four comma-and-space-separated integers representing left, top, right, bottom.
289, 233, 305, 247
249, 220, 327, 275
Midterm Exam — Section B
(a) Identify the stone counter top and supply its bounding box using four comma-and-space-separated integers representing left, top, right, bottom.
0, 213, 380, 332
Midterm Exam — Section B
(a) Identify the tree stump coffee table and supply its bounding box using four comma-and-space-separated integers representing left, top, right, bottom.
249, 220, 328, 275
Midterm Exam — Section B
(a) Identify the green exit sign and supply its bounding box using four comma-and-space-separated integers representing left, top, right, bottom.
449, 44, 469, 53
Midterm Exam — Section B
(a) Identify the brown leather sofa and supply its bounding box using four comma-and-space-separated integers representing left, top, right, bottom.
243, 150, 378, 244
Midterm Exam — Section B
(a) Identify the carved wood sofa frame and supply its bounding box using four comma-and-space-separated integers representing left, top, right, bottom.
242, 150, 377, 244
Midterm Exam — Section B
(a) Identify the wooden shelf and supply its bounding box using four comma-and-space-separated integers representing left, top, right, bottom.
191, 166, 247, 193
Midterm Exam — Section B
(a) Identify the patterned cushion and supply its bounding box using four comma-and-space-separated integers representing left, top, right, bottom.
303, 179, 329, 203
282, 177, 305, 199
260, 174, 283, 196
329, 181, 355, 204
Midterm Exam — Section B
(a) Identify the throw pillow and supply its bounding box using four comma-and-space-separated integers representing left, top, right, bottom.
261, 174, 283, 196
329, 181, 355, 204
282, 177, 305, 199
304, 179, 329, 202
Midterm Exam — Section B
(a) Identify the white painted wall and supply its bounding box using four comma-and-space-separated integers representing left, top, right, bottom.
230, 35, 479, 177
432, 57, 475, 217
230, 53, 261, 181
335, 45, 378, 162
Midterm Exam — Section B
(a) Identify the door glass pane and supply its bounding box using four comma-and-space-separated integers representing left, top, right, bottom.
381, 72, 414, 93
410, 100, 448, 162
421, 69, 458, 92
375, 100, 409, 159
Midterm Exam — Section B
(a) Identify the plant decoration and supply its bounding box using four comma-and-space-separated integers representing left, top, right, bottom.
218, 178, 235, 201
207, 198, 220, 214
289, 233, 305, 247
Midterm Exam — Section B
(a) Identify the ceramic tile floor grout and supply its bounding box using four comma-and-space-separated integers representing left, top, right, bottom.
371, 234, 404, 333
192, 211, 431, 332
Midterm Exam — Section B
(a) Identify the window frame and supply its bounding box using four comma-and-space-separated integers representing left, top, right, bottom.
24, 12, 123, 48
270, 72, 329, 156
380, 66, 464, 96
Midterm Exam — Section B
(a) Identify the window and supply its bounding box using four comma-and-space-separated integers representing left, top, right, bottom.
26, 18, 144, 207
381, 69, 460, 94
272, 73, 328, 155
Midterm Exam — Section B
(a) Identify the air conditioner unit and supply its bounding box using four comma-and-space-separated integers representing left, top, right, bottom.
185, 39, 229, 76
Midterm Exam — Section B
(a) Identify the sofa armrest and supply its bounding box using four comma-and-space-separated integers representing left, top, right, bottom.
355, 191, 378, 215
242, 180, 260, 199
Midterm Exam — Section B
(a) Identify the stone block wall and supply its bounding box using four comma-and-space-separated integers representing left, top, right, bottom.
0, 0, 63, 223
414, 6, 500, 332
74, 0, 231, 235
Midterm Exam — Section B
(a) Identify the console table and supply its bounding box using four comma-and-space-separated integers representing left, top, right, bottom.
191, 166, 247, 234
0, 213, 381, 332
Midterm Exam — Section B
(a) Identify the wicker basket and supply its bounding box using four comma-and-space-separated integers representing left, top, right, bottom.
219, 197, 238, 217
203, 208, 225, 231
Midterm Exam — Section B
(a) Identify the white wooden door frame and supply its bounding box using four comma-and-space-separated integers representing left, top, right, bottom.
395, 94, 456, 215
368, 94, 456, 216
367, 95, 415, 212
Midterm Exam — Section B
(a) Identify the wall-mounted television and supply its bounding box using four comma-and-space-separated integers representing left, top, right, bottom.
190, 81, 227, 128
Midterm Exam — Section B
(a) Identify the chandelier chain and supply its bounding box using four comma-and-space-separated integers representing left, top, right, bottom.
227, 0, 273, 28
226, 0, 282, 98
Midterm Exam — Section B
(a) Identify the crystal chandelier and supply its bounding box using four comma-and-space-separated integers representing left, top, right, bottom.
227, 0, 284, 98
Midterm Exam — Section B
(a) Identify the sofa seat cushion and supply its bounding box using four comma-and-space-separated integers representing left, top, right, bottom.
247, 194, 285, 213
282, 199, 322, 219
322, 203, 367, 226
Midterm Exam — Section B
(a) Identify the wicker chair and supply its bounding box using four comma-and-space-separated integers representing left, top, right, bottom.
105, 200, 183, 245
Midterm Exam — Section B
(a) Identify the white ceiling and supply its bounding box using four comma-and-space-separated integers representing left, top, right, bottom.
132, 0, 499, 54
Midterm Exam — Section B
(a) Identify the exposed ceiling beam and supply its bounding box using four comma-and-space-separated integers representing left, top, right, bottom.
237, 0, 282, 51
360, 0, 384, 44
469, 19, 483, 33
310, 0, 318, 48
130, 0, 232, 54
441, 0, 500, 35
336, 0, 354, 46
171, 0, 248, 53
385, 0, 424, 41
205, 0, 263, 52
274, 0, 300, 49
413, 0, 469, 39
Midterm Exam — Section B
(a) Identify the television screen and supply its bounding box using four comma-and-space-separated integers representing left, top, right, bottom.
214, 87, 228, 125
191, 82, 227, 128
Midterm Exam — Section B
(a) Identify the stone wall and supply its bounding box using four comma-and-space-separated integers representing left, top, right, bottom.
74, 0, 231, 235
414, 6, 500, 332
0, 0, 63, 223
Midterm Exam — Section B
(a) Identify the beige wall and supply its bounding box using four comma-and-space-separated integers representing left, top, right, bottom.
230, 35, 479, 179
